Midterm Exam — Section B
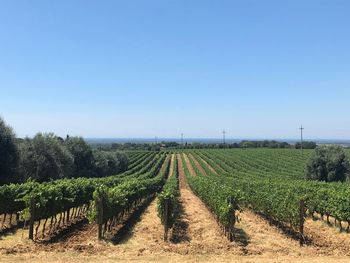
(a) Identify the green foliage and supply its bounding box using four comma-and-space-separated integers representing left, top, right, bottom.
21, 178, 96, 221
239, 140, 290, 149
199, 148, 310, 180
157, 156, 179, 228
181, 153, 241, 230
188, 175, 241, 227
93, 150, 128, 177
90, 155, 170, 224
0, 181, 38, 214
306, 145, 350, 182
0, 117, 20, 184
295, 141, 317, 149
19, 133, 74, 182
194, 148, 350, 229
65, 136, 96, 178
0, 116, 132, 184
0, 152, 161, 220
192, 150, 305, 229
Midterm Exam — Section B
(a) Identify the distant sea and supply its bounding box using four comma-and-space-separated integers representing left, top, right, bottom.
85, 138, 350, 146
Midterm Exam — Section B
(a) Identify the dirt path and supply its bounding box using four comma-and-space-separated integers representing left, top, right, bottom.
167, 154, 175, 178
176, 154, 318, 257
234, 210, 318, 256
3, 153, 350, 261
185, 153, 350, 257
177, 153, 188, 189
0, 155, 173, 256
119, 198, 164, 255
188, 153, 208, 176
119, 154, 240, 255
3, 254, 350, 263
177, 188, 239, 253
304, 217, 350, 256
115, 154, 176, 255
182, 153, 197, 177
173, 154, 240, 253
195, 154, 218, 175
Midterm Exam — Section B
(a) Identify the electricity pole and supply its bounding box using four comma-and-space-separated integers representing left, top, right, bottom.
299, 125, 304, 155
222, 130, 226, 147
181, 133, 184, 148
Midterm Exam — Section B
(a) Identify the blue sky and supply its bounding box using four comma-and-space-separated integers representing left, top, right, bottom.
1, 0, 350, 139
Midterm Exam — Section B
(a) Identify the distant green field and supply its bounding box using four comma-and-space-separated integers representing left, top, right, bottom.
191, 148, 312, 180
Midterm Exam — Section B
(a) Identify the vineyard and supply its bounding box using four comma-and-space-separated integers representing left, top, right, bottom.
1, 149, 350, 262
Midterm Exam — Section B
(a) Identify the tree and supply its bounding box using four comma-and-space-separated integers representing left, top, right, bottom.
305, 145, 350, 182
20, 133, 74, 182
114, 151, 129, 172
93, 150, 128, 177
65, 136, 95, 178
295, 141, 317, 149
0, 117, 20, 184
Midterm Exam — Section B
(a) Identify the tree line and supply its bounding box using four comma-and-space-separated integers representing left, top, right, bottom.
94, 140, 317, 151
0, 117, 128, 185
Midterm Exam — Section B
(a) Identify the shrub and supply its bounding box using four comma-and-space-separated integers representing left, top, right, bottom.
306, 145, 350, 182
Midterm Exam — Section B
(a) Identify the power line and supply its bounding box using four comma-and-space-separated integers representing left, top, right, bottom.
299, 125, 304, 155
222, 130, 226, 145
181, 133, 184, 147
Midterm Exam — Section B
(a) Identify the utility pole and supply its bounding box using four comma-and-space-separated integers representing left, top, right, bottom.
181, 133, 184, 148
300, 125, 304, 155
222, 130, 226, 147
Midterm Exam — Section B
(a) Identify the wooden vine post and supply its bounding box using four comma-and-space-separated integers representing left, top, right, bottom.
299, 199, 305, 246
28, 197, 35, 240
97, 197, 104, 240
229, 197, 235, 242
16, 212, 20, 224
163, 199, 169, 241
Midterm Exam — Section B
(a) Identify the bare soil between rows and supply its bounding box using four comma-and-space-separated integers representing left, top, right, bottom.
1, 153, 350, 262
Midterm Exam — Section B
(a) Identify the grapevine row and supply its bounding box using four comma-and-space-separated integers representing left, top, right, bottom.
180, 153, 241, 241
157, 155, 180, 241
193, 149, 350, 234
91, 155, 170, 239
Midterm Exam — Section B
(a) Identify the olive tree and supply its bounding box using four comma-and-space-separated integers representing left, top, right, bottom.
305, 145, 350, 182
65, 136, 95, 178
0, 117, 20, 184
20, 133, 74, 182
114, 151, 129, 173
93, 150, 128, 177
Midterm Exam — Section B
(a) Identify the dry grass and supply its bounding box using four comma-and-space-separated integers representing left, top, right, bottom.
168, 154, 175, 178
182, 153, 197, 177
194, 155, 218, 175
188, 153, 208, 176
177, 153, 188, 189
2, 153, 350, 262
3, 254, 350, 263
304, 217, 350, 255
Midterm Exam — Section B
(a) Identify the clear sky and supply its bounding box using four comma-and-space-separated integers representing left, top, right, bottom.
1, 0, 350, 139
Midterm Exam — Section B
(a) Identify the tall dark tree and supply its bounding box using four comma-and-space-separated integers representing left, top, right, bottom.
305, 145, 350, 182
20, 133, 74, 182
114, 151, 129, 172
65, 136, 95, 178
93, 150, 128, 177
0, 117, 20, 184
